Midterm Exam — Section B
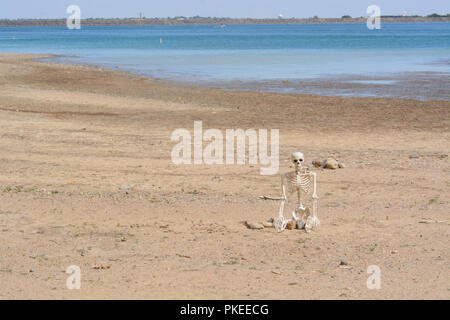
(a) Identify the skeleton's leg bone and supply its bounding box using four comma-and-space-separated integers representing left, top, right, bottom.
296, 219, 306, 230
305, 215, 320, 232
278, 199, 285, 220
292, 207, 305, 222
294, 207, 307, 230
291, 210, 298, 221
297, 188, 305, 211
304, 203, 320, 232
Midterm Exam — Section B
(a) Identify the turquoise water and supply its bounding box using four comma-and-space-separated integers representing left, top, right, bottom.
1, 23, 449, 99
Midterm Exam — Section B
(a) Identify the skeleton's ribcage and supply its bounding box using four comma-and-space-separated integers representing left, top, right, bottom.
286, 172, 312, 196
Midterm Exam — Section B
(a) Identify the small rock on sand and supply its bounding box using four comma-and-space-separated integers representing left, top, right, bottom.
339, 260, 348, 266
262, 221, 274, 228
91, 265, 111, 270
324, 158, 339, 170
245, 221, 264, 230
286, 220, 296, 230
409, 153, 419, 159
338, 163, 345, 168
312, 159, 323, 168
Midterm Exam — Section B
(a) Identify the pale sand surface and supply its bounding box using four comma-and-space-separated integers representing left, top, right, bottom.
0, 53, 448, 299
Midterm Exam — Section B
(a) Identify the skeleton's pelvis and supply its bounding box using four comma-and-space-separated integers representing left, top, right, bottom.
294, 207, 309, 215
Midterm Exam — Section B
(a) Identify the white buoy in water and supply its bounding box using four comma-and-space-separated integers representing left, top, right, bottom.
160, 38, 163, 44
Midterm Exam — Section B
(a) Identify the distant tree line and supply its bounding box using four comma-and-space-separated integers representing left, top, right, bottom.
0, 15, 449, 27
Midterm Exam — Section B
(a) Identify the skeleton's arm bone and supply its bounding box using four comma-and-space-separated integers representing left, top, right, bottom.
310, 172, 319, 226
259, 195, 284, 200
259, 175, 287, 201
278, 174, 287, 219
311, 172, 318, 199
281, 174, 287, 200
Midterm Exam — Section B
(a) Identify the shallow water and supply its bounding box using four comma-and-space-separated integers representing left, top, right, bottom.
1, 23, 449, 99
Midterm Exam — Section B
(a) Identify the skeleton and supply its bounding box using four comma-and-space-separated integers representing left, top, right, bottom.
273, 152, 320, 233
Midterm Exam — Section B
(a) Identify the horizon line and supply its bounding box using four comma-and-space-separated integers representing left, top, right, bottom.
1, 13, 449, 20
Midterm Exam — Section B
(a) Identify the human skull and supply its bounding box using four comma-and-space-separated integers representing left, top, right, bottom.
291, 152, 304, 171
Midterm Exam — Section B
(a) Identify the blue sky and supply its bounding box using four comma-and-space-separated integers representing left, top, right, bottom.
1, 0, 448, 19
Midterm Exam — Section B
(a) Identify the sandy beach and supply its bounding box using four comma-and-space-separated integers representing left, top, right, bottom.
0, 53, 448, 299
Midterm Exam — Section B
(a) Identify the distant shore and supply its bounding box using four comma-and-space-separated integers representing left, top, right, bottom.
1, 16, 450, 27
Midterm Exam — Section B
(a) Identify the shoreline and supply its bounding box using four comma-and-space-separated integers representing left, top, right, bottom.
0, 53, 449, 299
40, 53, 450, 101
